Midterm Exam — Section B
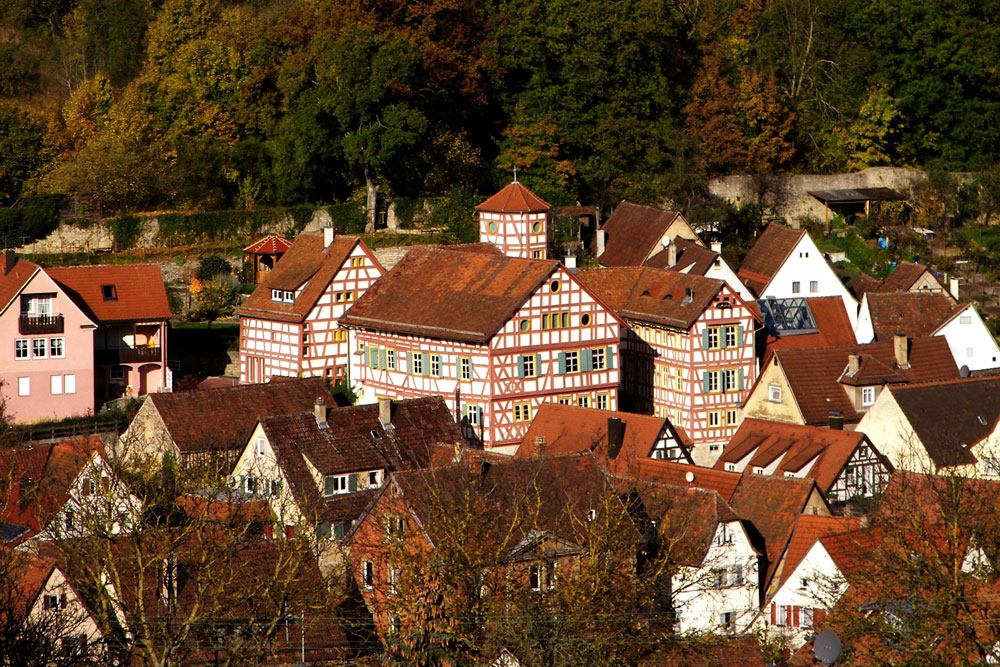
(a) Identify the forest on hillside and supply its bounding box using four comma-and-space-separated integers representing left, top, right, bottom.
2, 0, 1000, 224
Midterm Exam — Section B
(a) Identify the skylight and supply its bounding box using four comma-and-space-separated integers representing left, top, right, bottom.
757, 297, 819, 336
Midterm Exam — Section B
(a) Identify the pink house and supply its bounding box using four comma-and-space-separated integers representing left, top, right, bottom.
0, 251, 170, 422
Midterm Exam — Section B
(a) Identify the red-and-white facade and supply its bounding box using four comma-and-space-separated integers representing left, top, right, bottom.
239, 231, 384, 384
477, 181, 551, 260
349, 263, 621, 453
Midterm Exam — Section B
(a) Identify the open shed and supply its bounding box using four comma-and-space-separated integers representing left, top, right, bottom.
807, 187, 906, 223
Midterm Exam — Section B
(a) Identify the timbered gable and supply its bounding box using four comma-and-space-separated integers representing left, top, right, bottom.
477, 181, 551, 260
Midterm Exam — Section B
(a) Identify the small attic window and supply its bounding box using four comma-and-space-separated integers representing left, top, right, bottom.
978, 416, 987, 426
370, 429, 382, 440
101, 284, 117, 301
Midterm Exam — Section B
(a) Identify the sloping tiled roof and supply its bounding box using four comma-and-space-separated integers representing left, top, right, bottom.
243, 234, 292, 255
146, 377, 334, 455
515, 403, 693, 467
865, 292, 965, 340
8, 552, 55, 613
46, 264, 170, 322
737, 223, 805, 296
340, 246, 558, 344
773, 337, 960, 424
0, 255, 40, 315
763, 296, 857, 357
0, 436, 104, 541
819, 526, 884, 581
627, 459, 743, 503
727, 474, 824, 591
239, 233, 375, 323
880, 262, 936, 292
776, 515, 862, 591
598, 201, 683, 267
715, 419, 880, 494
643, 237, 719, 275
576, 266, 724, 331
476, 182, 550, 213
883, 377, 1000, 468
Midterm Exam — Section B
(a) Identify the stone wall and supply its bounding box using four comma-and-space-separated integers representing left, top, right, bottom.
708, 167, 930, 223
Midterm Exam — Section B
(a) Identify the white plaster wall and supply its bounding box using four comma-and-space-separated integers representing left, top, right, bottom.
761, 235, 859, 328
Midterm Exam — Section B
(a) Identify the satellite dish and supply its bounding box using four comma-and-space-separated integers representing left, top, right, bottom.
813, 629, 842, 665
685, 471, 695, 483
960, 365, 971, 378
661, 235, 671, 248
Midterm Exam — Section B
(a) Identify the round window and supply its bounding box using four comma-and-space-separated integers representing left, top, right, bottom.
581, 313, 592, 326
488, 221, 497, 233
532, 221, 542, 233
519, 319, 531, 332
550, 280, 561, 293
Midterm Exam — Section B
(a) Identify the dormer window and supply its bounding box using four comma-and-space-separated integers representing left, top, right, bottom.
101, 285, 117, 301
753, 466, 765, 475
271, 289, 294, 303
324, 475, 349, 496
862, 386, 876, 407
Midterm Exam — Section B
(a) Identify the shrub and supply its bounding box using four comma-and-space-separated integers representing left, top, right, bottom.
197, 255, 231, 280
107, 214, 141, 250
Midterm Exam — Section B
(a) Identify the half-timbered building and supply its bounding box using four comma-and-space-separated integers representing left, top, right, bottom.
238, 228, 384, 384
576, 266, 759, 465
477, 181, 551, 260
340, 245, 622, 453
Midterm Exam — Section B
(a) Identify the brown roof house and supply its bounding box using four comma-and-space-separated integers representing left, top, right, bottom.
743, 335, 960, 428
736, 223, 858, 327
117, 376, 335, 464
758, 296, 858, 362
229, 395, 465, 562
594, 201, 754, 301
856, 376, 1000, 476
855, 291, 1000, 372
514, 402, 694, 465
852, 262, 950, 300
713, 418, 894, 504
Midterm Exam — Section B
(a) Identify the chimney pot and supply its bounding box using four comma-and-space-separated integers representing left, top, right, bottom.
323, 226, 335, 249
893, 332, 910, 368
378, 397, 392, 426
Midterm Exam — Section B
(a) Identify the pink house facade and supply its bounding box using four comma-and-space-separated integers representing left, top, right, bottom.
0, 253, 170, 422
238, 230, 384, 384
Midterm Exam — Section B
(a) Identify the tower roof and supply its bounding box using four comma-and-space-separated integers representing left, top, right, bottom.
476, 182, 551, 213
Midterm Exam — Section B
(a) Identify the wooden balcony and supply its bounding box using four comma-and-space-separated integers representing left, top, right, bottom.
96, 346, 162, 365
19, 314, 64, 335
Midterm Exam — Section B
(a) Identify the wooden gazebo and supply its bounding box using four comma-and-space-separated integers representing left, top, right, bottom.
243, 235, 292, 283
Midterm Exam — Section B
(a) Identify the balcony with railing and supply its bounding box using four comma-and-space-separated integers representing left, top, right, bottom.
19, 314, 64, 335
96, 346, 163, 365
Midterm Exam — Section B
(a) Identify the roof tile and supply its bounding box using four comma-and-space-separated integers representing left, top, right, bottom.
46, 264, 170, 322
476, 182, 550, 213
737, 223, 805, 296
597, 201, 684, 267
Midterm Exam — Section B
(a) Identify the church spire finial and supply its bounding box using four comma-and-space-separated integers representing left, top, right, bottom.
513, 166, 518, 184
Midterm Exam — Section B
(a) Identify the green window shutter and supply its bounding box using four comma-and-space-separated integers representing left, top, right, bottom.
558, 352, 567, 374
477, 406, 484, 424
702, 372, 711, 393
367, 347, 376, 368
516, 355, 524, 378
535, 354, 542, 375
606, 346, 614, 369
422, 353, 429, 376
737, 324, 744, 347
348, 474, 358, 492
738, 367, 745, 390
720, 370, 729, 392
720, 329, 728, 349
379, 347, 387, 369
581, 349, 593, 372
702, 329, 710, 350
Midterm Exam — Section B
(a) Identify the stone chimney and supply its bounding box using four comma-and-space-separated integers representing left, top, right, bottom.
894, 332, 910, 368
950, 276, 961, 300
596, 229, 606, 257
666, 242, 677, 267
3, 249, 15, 275
847, 353, 860, 375
378, 396, 393, 427
314, 397, 328, 428
323, 225, 335, 249
564, 255, 577, 273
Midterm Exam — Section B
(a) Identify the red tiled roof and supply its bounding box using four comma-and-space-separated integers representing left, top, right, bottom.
515, 403, 693, 467
597, 201, 686, 267
0, 255, 41, 315
715, 419, 883, 494
640, 636, 776, 666
879, 376, 1000, 468
46, 264, 170, 322
819, 526, 884, 581
239, 233, 378, 324
880, 262, 937, 292
644, 236, 718, 275
772, 337, 960, 425
576, 266, 726, 331
476, 181, 550, 213
629, 459, 743, 502
243, 234, 292, 255
776, 515, 862, 592
145, 377, 334, 455
737, 223, 805, 296
340, 245, 559, 344
6, 552, 55, 617
864, 292, 965, 340
764, 296, 857, 356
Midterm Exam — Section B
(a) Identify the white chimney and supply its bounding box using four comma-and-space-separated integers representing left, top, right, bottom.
894, 332, 910, 369
950, 277, 961, 300
667, 242, 677, 267
596, 229, 606, 257
711, 241, 722, 254
323, 226, 335, 249
564, 255, 577, 273
378, 397, 392, 427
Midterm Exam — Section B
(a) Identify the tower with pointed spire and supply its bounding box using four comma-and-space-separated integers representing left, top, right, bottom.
476, 179, 551, 260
